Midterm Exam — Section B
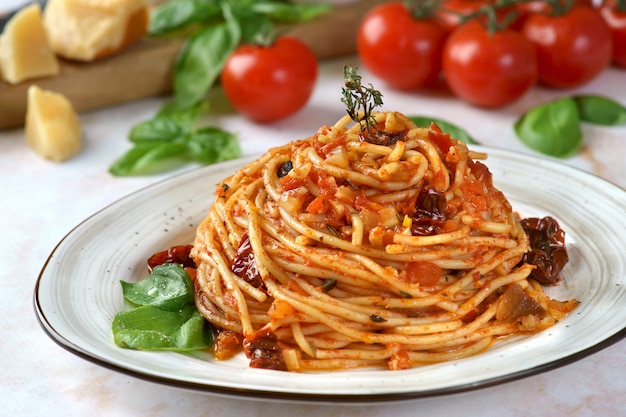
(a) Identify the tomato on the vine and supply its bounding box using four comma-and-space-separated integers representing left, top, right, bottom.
442, 19, 538, 108
437, 0, 522, 31
436, 0, 489, 32
357, 1, 447, 90
599, 0, 626, 67
220, 36, 317, 123
514, 0, 594, 28
521, 5, 612, 88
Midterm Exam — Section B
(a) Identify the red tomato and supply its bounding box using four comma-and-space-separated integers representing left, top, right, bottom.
442, 20, 538, 107
436, 0, 488, 32
220, 36, 317, 123
437, 0, 521, 31
521, 6, 612, 88
514, 0, 594, 29
357, 2, 447, 90
599, 0, 626, 67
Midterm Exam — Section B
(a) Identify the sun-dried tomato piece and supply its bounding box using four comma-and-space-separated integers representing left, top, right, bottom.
147, 244, 195, 271
213, 329, 244, 361
243, 330, 287, 371
495, 284, 545, 322
411, 186, 447, 236
231, 233, 263, 288
359, 129, 406, 146
520, 216, 569, 285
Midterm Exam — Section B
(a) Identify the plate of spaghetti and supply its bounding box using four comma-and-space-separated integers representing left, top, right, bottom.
35, 111, 626, 403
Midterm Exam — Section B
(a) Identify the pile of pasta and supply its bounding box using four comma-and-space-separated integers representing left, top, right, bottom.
190, 111, 577, 372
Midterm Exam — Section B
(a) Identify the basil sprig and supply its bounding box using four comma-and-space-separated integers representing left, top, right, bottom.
174, 18, 241, 108
515, 95, 626, 158
109, 103, 241, 176
148, 0, 223, 36
112, 263, 213, 351
110, 0, 330, 176
149, 0, 330, 37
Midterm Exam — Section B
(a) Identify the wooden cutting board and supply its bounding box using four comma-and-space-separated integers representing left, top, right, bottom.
0, 0, 384, 130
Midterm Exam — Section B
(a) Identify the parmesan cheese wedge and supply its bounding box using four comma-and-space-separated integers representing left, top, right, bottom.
25, 85, 82, 162
43, 0, 149, 62
0, 3, 59, 85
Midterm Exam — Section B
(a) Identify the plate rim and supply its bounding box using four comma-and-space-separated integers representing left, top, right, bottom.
32, 302, 626, 403
32, 147, 626, 403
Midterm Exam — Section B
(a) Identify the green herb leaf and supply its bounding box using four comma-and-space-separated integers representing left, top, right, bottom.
129, 117, 188, 143
514, 97, 583, 158
574, 95, 626, 126
369, 314, 387, 323
156, 100, 209, 125
174, 19, 241, 108
341, 65, 383, 134
236, 13, 274, 44
109, 141, 190, 176
249, 1, 332, 23
149, 0, 329, 36
321, 278, 337, 292
120, 264, 194, 311
408, 116, 479, 144
186, 127, 241, 164
113, 263, 212, 351
112, 305, 212, 351
148, 0, 222, 36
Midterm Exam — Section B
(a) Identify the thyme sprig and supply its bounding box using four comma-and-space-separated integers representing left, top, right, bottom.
341, 66, 383, 135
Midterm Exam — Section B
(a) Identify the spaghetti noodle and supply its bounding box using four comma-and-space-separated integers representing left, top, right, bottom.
190, 111, 577, 371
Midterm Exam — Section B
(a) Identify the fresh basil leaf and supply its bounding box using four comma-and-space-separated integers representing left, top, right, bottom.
112, 305, 212, 351
148, 0, 222, 36
129, 117, 187, 143
235, 13, 273, 44
109, 141, 189, 176
250, 1, 331, 23
408, 116, 479, 144
186, 127, 241, 164
174, 19, 241, 108
156, 100, 209, 125
574, 95, 626, 126
514, 97, 583, 158
120, 264, 194, 311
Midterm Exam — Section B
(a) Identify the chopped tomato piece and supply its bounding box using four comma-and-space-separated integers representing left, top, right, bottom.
354, 193, 384, 211
387, 343, 412, 370
428, 123, 454, 155
430, 168, 448, 191
306, 195, 329, 214
469, 160, 493, 186
269, 299, 295, 320
317, 175, 338, 196
280, 176, 306, 191
405, 261, 442, 286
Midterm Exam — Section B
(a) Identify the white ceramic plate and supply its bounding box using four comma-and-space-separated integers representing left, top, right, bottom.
34, 147, 626, 404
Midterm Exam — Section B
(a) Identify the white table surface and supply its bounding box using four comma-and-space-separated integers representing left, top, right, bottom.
1, 53, 624, 416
